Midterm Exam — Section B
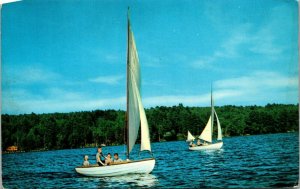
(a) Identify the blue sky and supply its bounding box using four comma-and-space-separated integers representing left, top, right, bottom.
2, 0, 298, 114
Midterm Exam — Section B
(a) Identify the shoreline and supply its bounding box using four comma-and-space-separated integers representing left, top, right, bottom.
2, 131, 297, 154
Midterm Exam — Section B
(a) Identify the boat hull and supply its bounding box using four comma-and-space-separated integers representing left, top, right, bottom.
189, 141, 223, 151
75, 158, 155, 177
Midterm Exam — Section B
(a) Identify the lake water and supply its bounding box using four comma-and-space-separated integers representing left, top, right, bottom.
2, 132, 299, 188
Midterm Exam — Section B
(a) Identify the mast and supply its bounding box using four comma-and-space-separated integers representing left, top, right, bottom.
126, 7, 130, 159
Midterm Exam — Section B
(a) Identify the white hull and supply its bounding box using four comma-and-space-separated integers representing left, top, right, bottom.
75, 158, 155, 177
189, 141, 223, 151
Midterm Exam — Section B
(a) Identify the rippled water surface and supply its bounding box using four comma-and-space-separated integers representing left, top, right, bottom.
2, 132, 299, 188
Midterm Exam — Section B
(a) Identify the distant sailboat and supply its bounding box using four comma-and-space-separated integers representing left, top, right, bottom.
189, 89, 223, 150
75, 8, 155, 177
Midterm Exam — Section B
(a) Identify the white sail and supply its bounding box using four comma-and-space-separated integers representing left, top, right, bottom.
135, 85, 151, 152
127, 15, 151, 153
1, 0, 22, 4
214, 109, 222, 141
199, 116, 212, 143
127, 18, 141, 154
186, 131, 195, 142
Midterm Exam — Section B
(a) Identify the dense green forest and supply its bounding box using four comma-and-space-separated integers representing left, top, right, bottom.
1, 103, 298, 151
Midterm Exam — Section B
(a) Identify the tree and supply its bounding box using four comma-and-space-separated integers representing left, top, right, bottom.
1, 104, 298, 151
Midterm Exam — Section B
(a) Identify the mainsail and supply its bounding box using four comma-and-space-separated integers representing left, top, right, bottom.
126, 10, 151, 156
187, 131, 195, 142
199, 116, 212, 143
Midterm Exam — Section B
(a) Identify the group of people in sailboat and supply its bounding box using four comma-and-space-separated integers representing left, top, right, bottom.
189, 139, 208, 147
82, 147, 123, 167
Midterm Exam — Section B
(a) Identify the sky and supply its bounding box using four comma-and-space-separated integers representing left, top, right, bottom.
1, 0, 299, 114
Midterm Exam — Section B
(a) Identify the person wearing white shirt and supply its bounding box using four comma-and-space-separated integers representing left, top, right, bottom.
113, 153, 123, 163
83, 155, 90, 166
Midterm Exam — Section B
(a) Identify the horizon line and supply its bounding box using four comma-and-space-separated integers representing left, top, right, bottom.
2, 102, 298, 116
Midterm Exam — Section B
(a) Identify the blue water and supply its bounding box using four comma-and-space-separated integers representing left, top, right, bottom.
2, 132, 299, 188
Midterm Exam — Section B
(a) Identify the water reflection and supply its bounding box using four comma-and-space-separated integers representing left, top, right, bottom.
102, 174, 158, 188
198, 148, 224, 154
77, 174, 158, 188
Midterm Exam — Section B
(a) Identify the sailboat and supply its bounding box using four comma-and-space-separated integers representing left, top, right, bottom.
75, 9, 155, 177
189, 89, 223, 150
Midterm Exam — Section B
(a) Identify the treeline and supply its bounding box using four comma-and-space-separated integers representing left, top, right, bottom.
1, 103, 298, 151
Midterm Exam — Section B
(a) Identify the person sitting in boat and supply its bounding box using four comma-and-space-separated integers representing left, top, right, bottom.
189, 141, 196, 147
197, 139, 202, 146
96, 147, 106, 166
105, 153, 112, 165
83, 155, 89, 166
113, 153, 123, 163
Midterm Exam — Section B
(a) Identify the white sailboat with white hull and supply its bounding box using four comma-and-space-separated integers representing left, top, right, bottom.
75, 9, 155, 177
189, 89, 223, 151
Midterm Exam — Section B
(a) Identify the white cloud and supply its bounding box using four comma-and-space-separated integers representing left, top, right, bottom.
139, 52, 164, 68
191, 57, 215, 69
3, 67, 61, 85
104, 54, 122, 64
215, 71, 298, 90
248, 27, 284, 57
191, 3, 293, 69
2, 70, 297, 114
142, 80, 166, 87
217, 26, 252, 59
213, 89, 244, 100
89, 75, 124, 85
213, 71, 298, 104
143, 71, 296, 108
45, 88, 85, 100
2, 92, 126, 114
142, 89, 242, 108
191, 24, 252, 69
